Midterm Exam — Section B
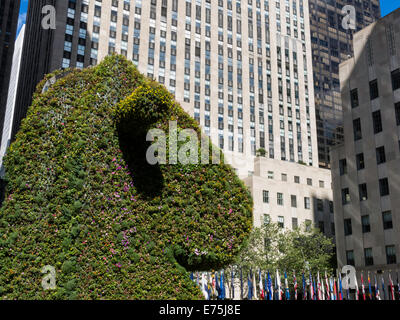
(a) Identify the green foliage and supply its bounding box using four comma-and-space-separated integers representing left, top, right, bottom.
0, 55, 252, 299
235, 222, 335, 276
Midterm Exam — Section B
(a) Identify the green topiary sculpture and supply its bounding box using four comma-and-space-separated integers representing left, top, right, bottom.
0, 55, 252, 300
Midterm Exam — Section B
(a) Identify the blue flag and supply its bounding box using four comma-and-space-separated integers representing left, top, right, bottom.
302, 273, 307, 300
248, 270, 253, 300
267, 271, 273, 300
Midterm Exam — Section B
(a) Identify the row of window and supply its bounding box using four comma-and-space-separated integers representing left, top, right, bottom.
265, 171, 326, 188
263, 214, 332, 234
341, 177, 390, 205
262, 190, 333, 212
346, 245, 397, 267
350, 69, 400, 107
344, 211, 394, 237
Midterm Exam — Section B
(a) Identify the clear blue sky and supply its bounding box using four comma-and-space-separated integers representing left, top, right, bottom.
15, 0, 400, 36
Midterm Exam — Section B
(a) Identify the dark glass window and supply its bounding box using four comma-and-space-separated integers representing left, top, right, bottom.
382, 211, 393, 229
362, 215, 370, 233
339, 159, 347, 175
372, 110, 382, 134
369, 79, 379, 100
395, 102, 400, 126
353, 118, 362, 140
392, 68, 400, 91
356, 153, 365, 170
342, 188, 350, 205
344, 218, 352, 236
379, 178, 390, 196
359, 183, 368, 201
346, 250, 354, 265
364, 248, 374, 266
386, 245, 397, 264
376, 146, 386, 164
350, 88, 359, 108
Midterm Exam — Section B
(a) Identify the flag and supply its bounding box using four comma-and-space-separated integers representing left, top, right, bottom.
201, 273, 209, 300
218, 270, 225, 300
215, 272, 220, 299
333, 277, 338, 300
325, 272, 330, 300
293, 272, 298, 300
248, 270, 253, 300
264, 272, 268, 300
309, 272, 314, 300
259, 270, 265, 300
302, 273, 307, 300
375, 274, 380, 300
361, 272, 366, 300
284, 271, 290, 300
317, 272, 322, 300
253, 270, 257, 299
367, 273, 372, 300
397, 271, 400, 300
212, 272, 216, 298
338, 272, 343, 300
190, 272, 194, 281
276, 269, 282, 300
389, 272, 395, 301
354, 272, 359, 300
381, 275, 386, 300
320, 272, 325, 300
313, 277, 317, 300
329, 277, 334, 300
267, 271, 274, 300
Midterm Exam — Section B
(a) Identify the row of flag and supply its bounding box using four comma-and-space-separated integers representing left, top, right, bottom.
190, 269, 400, 300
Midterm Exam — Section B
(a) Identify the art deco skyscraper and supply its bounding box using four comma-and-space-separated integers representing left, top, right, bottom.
0, 0, 21, 143
331, 9, 400, 274
308, 0, 380, 168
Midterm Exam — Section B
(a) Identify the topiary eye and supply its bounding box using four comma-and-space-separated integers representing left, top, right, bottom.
114, 80, 174, 134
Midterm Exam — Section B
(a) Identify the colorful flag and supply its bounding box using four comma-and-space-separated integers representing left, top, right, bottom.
317, 272, 322, 300
302, 273, 307, 300
309, 272, 314, 300
293, 272, 298, 300
264, 272, 268, 300
259, 270, 265, 300
201, 273, 209, 300
333, 277, 337, 301
368, 273, 372, 300
313, 277, 317, 300
397, 271, 400, 300
338, 272, 343, 300
276, 269, 282, 300
375, 274, 380, 300
267, 271, 274, 300
354, 272, 359, 300
248, 270, 253, 300
231, 269, 235, 300
381, 275, 386, 300
215, 272, 220, 299
253, 270, 257, 299
218, 270, 225, 300
321, 272, 326, 300
284, 271, 290, 300
361, 272, 366, 300
389, 272, 395, 301
325, 272, 330, 300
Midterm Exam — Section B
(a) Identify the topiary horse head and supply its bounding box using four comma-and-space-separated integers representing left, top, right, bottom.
0, 55, 252, 299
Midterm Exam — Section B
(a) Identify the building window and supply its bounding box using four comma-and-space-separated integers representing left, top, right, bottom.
262, 190, 269, 203
364, 248, 374, 266
395, 102, 400, 126
292, 217, 298, 229
369, 79, 379, 100
382, 211, 393, 229
317, 199, 323, 211
291, 195, 297, 208
361, 215, 370, 233
356, 153, 365, 170
294, 176, 300, 183
319, 180, 325, 188
278, 216, 284, 228
379, 178, 390, 196
346, 250, 355, 266
391, 68, 400, 91
342, 188, 350, 205
344, 218, 352, 236
304, 197, 310, 209
350, 88, 359, 108
263, 214, 270, 225
268, 171, 274, 179
358, 183, 368, 201
376, 146, 386, 164
353, 118, 362, 141
277, 193, 284, 206
307, 178, 312, 186
386, 245, 397, 264
372, 110, 382, 134
329, 201, 334, 213
339, 159, 347, 175
281, 173, 287, 181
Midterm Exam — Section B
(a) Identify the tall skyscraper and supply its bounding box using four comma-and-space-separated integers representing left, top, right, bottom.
0, 0, 21, 143
13, 0, 334, 232
331, 9, 400, 274
308, 0, 380, 168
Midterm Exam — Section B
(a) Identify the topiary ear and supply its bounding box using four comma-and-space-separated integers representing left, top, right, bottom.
114, 80, 174, 135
